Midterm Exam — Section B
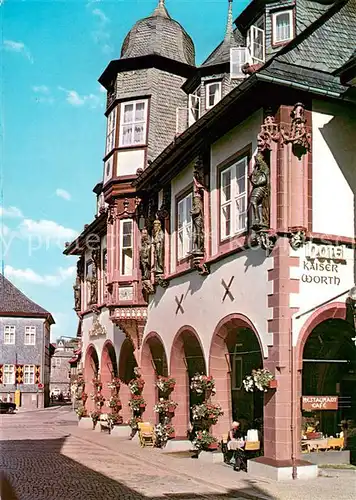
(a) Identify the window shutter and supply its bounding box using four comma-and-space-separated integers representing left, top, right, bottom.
0, 365, 3, 385
35, 365, 41, 384
230, 47, 249, 78
248, 25, 265, 63
16, 364, 24, 384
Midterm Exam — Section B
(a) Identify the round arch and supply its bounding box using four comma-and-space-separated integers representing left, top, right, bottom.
100, 340, 118, 405
209, 313, 264, 438
170, 325, 207, 439
84, 344, 100, 412
118, 338, 138, 422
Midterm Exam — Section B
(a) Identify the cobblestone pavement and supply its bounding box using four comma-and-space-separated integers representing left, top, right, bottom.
1, 408, 355, 500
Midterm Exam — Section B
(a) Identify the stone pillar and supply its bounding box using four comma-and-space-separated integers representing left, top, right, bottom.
140, 343, 158, 425
170, 337, 189, 439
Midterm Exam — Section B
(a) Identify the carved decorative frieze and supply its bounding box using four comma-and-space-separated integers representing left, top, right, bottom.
280, 103, 311, 160
257, 110, 280, 153
89, 316, 107, 338
288, 226, 307, 250
117, 197, 141, 219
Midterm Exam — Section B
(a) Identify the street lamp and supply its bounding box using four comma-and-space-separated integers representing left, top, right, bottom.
347, 286, 356, 345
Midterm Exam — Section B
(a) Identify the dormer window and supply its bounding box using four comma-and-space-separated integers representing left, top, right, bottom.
119, 99, 148, 147
247, 25, 265, 63
272, 10, 294, 45
206, 81, 222, 110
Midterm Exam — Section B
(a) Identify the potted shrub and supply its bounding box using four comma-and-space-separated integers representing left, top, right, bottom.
156, 376, 176, 394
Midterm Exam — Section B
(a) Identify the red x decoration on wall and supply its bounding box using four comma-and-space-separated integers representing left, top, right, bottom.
221, 276, 234, 302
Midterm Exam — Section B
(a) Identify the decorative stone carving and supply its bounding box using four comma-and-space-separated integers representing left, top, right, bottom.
73, 277, 81, 312
107, 203, 116, 225
249, 152, 270, 229
157, 185, 171, 220
288, 226, 307, 250
281, 103, 311, 159
257, 111, 280, 152
88, 249, 100, 305
139, 228, 154, 295
191, 193, 204, 255
152, 219, 164, 276
89, 316, 106, 338
255, 230, 277, 254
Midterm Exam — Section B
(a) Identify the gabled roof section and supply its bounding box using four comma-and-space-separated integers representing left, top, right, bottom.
277, 0, 355, 73
0, 274, 54, 323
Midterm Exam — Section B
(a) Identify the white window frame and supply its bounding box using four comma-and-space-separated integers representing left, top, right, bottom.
24, 364, 35, 385
119, 99, 148, 147
3, 364, 15, 385
206, 81, 222, 110
220, 156, 248, 241
24, 326, 36, 346
120, 219, 133, 276
105, 106, 117, 155
188, 88, 201, 126
272, 10, 294, 45
230, 47, 250, 79
247, 25, 265, 63
4, 325, 15, 345
177, 192, 193, 261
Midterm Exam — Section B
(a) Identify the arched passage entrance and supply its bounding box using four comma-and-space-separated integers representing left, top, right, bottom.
140, 333, 168, 424
84, 345, 99, 412
119, 338, 138, 421
100, 341, 118, 408
301, 316, 356, 440
170, 327, 206, 439
210, 314, 263, 438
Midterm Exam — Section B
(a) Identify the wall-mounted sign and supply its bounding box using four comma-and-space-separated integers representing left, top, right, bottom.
301, 243, 347, 286
302, 396, 338, 411
306, 244, 345, 262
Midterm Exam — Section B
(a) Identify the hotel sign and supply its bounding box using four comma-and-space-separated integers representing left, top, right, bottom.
302, 396, 338, 411
301, 243, 346, 286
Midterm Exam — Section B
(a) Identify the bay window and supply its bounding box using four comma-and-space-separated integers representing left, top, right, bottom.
120, 219, 133, 275
272, 10, 294, 44
206, 82, 222, 110
24, 326, 36, 345
4, 325, 15, 344
119, 100, 148, 147
177, 193, 192, 260
220, 156, 248, 240
24, 365, 35, 385
4, 364, 15, 385
105, 106, 117, 155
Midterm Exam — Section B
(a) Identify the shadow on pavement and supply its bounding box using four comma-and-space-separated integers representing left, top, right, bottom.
0, 437, 276, 500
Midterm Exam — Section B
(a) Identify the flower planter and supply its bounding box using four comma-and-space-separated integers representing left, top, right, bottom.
207, 443, 218, 450
167, 406, 176, 414
269, 379, 278, 389
139, 404, 146, 408
168, 432, 175, 439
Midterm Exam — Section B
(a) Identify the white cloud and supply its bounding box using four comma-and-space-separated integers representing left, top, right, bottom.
0, 224, 10, 237
5, 265, 76, 287
56, 188, 71, 201
33, 85, 49, 94
3, 39, 33, 63
0, 206, 24, 218
32, 85, 54, 104
92, 8, 109, 24
19, 219, 78, 240
58, 87, 101, 109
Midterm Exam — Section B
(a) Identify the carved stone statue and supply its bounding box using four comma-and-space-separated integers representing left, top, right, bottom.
139, 228, 151, 281
249, 152, 270, 228
191, 194, 204, 255
73, 277, 81, 311
152, 219, 164, 275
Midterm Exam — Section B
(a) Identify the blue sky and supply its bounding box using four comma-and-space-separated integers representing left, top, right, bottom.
0, 0, 250, 340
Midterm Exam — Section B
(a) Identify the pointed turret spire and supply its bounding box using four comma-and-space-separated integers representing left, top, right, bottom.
225, 0, 234, 41
152, 0, 170, 18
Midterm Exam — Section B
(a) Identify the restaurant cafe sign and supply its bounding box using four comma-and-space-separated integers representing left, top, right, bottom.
301, 243, 347, 286
302, 396, 339, 411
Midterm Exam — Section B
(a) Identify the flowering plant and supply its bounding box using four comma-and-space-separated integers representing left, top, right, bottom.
107, 395, 122, 409
81, 392, 88, 403
243, 368, 275, 392
128, 416, 142, 430
153, 398, 178, 414
108, 377, 121, 390
192, 430, 218, 451
128, 395, 146, 410
92, 376, 102, 391
154, 423, 175, 447
191, 403, 223, 424
90, 410, 101, 423
128, 377, 145, 395
76, 406, 87, 419
156, 376, 176, 394
190, 374, 216, 395
91, 393, 105, 408
107, 413, 123, 426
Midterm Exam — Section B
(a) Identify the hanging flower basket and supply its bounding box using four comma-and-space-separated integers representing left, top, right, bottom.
91, 393, 105, 408
129, 395, 146, 411
269, 379, 278, 389
108, 377, 121, 391
243, 368, 275, 393
107, 395, 122, 409
128, 377, 145, 395
153, 398, 178, 415
190, 374, 216, 395
128, 416, 142, 431
76, 406, 87, 420
191, 403, 223, 424
154, 423, 175, 448
81, 392, 88, 403
156, 376, 176, 394
92, 376, 102, 391
192, 430, 218, 451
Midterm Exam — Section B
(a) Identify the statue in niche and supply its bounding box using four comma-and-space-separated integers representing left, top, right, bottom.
249, 152, 270, 228
139, 228, 151, 281
73, 277, 81, 311
191, 193, 204, 255
152, 219, 164, 275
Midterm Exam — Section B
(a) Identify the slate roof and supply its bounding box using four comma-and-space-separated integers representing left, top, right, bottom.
296, 0, 334, 33
277, 0, 356, 73
0, 273, 54, 322
120, 0, 195, 66
201, 28, 245, 68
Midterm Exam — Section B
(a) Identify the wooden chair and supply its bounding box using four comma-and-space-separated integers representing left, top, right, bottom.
138, 422, 155, 447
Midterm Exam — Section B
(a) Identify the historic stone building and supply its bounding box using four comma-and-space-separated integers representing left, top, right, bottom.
50, 337, 79, 397
0, 274, 54, 408
65, 0, 356, 480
